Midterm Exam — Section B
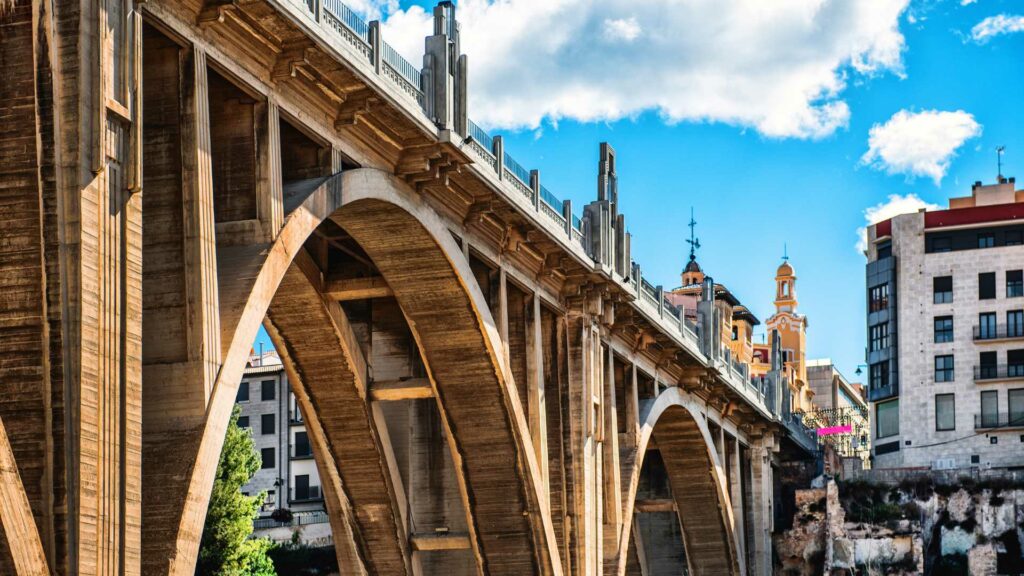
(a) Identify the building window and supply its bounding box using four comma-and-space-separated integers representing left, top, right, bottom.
261, 379, 276, 401
934, 355, 954, 382
932, 236, 952, 253
877, 240, 892, 259
979, 351, 997, 380
294, 431, 311, 457
935, 394, 955, 431
869, 284, 889, 312
980, 391, 999, 428
261, 413, 275, 435
979, 272, 996, 300
731, 325, 738, 341
869, 323, 889, 351
870, 361, 889, 391
236, 382, 249, 403
1008, 270, 1023, 298
1009, 310, 1024, 338
877, 400, 899, 438
1009, 350, 1024, 378
934, 316, 954, 343
978, 233, 995, 248
1006, 231, 1023, 246
237, 416, 249, 429
1010, 389, 1024, 428
260, 447, 275, 469
978, 312, 997, 340
933, 276, 953, 304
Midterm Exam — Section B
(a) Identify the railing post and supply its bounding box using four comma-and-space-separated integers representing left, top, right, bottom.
493, 135, 504, 180
369, 20, 381, 74
562, 199, 572, 236
634, 263, 641, 296
656, 285, 664, 318
530, 169, 540, 210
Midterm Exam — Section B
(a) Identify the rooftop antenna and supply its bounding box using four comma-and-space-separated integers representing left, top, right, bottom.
997, 146, 1006, 179
686, 207, 701, 261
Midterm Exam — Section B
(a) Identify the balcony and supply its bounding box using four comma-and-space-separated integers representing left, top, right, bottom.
973, 364, 1024, 383
974, 411, 1024, 430
973, 324, 1024, 342
867, 382, 898, 402
290, 485, 323, 503
291, 445, 314, 460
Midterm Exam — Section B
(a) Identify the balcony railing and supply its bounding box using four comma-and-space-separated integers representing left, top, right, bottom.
290, 485, 323, 502
974, 364, 1024, 382
974, 411, 1024, 430
867, 382, 898, 402
254, 510, 330, 530
291, 444, 314, 459
973, 324, 1024, 341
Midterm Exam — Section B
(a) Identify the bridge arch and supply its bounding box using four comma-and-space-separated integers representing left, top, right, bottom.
616, 387, 740, 576
149, 169, 560, 576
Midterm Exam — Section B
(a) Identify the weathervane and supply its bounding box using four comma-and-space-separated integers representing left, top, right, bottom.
782, 242, 789, 262
686, 207, 701, 261
997, 145, 1006, 179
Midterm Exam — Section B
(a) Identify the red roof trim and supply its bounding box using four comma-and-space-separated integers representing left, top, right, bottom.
925, 202, 1024, 229
875, 219, 892, 239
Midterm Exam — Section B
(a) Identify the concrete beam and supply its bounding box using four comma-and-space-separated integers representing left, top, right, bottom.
410, 533, 472, 551
633, 499, 676, 514
324, 275, 394, 300
369, 378, 434, 401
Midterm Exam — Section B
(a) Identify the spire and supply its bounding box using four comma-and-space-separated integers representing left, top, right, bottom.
686, 207, 701, 263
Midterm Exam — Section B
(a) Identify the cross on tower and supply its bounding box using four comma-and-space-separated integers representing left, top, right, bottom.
686, 207, 701, 261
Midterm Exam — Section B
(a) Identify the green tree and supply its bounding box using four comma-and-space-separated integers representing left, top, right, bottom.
196, 407, 277, 576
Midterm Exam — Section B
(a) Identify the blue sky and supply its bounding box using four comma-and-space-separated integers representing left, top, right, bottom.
258, 0, 1024, 381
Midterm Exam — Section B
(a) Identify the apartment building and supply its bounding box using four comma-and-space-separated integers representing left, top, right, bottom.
864, 177, 1024, 470
235, 352, 327, 522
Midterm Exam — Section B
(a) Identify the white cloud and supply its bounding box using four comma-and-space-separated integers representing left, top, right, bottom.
602, 17, 641, 43
374, 0, 909, 139
861, 109, 981, 185
856, 194, 941, 252
970, 14, 1024, 43
961, 0, 977, 5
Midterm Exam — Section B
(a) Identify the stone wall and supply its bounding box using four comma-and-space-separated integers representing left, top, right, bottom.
776, 475, 1024, 575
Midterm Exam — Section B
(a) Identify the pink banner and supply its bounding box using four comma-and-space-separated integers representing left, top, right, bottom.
816, 424, 852, 436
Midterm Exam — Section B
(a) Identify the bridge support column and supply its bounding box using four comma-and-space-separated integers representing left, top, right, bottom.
565, 312, 602, 575
730, 436, 748, 576
748, 439, 774, 576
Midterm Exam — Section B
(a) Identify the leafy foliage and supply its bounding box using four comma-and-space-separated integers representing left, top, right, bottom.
196, 407, 276, 576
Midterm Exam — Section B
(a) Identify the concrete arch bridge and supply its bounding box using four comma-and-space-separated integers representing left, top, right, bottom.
0, 0, 815, 574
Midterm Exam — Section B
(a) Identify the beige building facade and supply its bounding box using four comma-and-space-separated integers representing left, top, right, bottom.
865, 177, 1024, 470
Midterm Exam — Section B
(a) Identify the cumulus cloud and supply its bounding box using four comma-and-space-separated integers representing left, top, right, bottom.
861, 109, 981, 185
373, 0, 909, 139
602, 17, 641, 43
856, 194, 941, 252
961, 0, 977, 5
970, 14, 1024, 43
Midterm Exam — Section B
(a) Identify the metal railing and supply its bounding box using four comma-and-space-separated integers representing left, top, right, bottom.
503, 152, 531, 186
291, 485, 324, 502
974, 411, 1024, 430
381, 41, 422, 87
974, 364, 1024, 381
253, 510, 330, 530
323, 0, 369, 42
973, 324, 1024, 341
468, 120, 492, 148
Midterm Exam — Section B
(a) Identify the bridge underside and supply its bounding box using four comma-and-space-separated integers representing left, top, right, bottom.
0, 0, 782, 574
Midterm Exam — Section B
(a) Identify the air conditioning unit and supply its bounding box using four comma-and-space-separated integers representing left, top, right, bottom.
932, 458, 956, 470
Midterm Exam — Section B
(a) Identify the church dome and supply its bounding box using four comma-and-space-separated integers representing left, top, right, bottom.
684, 257, 702, 274
776, 260, 794, 277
